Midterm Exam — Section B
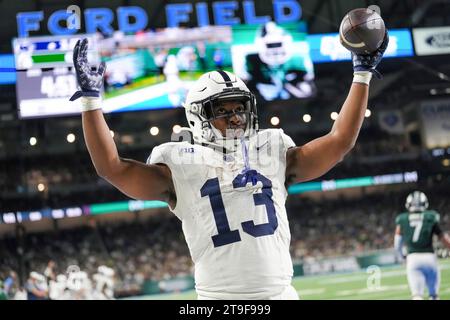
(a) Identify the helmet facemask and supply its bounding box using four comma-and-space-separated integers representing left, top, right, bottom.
206, 99, 248, 140
184, 70, 259, 153
191, 88, 259, 149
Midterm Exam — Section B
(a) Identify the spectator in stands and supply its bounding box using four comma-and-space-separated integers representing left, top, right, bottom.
2, 271, 18, 299
26, 272, 48, 300
1, 188, 448, 298
44, 260, 56, 283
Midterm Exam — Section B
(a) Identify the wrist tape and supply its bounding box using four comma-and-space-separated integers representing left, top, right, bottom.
80, 97, 102, 112
353, 71, 373, 85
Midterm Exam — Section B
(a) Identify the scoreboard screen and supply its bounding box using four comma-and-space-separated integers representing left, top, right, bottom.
13, 29, 233, 118
13, 35, 99, 70
13, 24, 315, 119
231, 22, 315, 102
0, 54, 16, 85
99, 26, 233, 114
13, 34, 99, 118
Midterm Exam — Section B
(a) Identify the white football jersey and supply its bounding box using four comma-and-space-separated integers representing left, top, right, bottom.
148, 129, 296, 299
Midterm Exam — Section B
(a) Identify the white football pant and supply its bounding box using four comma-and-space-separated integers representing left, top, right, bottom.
406, 253, 440, 299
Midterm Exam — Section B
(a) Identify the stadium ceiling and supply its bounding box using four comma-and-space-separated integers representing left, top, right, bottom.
302, 0, 450, 32
0, 0, 449, 153
1, 0, 450, 52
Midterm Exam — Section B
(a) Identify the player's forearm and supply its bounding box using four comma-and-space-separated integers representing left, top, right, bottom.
442, 233, 450, 249
394, 233, 404, 257
329, 27, 387, 154
82, 110, 122, 178
32, 288, 47, 298
330, 82, 369, 153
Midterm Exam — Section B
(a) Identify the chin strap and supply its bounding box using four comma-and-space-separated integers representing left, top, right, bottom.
240, 136, 258, 186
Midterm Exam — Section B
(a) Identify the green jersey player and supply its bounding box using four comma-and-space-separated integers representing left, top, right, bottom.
244, 22, 316, 101
395, 191, 450, 300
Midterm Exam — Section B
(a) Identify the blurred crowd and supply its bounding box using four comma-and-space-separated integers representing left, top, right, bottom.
1, 187, 449, 299
0, 212, 192, 299
0, 263, 115, 300
0, 131, 432, 213
288, 190, 450, 260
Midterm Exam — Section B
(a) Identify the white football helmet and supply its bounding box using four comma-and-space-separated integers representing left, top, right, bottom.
405, 191, 429, 213
183, 70, 258, 149
98, 265, 115, 277
256, 21, 294, 66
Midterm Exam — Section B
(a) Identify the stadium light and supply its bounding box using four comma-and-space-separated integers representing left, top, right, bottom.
443, 159, 450, 167
29, 137, 37, 146
37, 183, 45, 192
173, 125, 181, 134
303, 114, 312, 123
150, 126, 159, 136
270, 116, 280, 126
430, 89, 437, 95
331, 112, 338, 121
67, 133, 76, 143
365, 109, 372, 118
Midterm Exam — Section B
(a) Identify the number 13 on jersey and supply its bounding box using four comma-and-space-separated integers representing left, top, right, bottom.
201, 172, 278, 248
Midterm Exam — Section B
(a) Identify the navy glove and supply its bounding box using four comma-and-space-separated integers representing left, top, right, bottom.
352, 31, 389, 79
69, 38, 106, 101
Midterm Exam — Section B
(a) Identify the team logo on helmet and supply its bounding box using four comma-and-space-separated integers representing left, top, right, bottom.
405, 191, 429, 213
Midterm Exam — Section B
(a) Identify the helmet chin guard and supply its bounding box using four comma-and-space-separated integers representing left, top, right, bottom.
184, 70, 258, 152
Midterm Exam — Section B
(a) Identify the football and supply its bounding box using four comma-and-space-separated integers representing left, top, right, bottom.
339, 8, 386, 54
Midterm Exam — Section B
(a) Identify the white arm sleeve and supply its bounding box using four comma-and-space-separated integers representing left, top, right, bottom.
394, 234, 404, 258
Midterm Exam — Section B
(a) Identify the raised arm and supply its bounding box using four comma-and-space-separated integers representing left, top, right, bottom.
286, 83, 368, 184
434, 221, 450, 249
70, 39, 175, 205
286, 32, 389, 184
82, 110, 174, 203
394, 225, 405, 260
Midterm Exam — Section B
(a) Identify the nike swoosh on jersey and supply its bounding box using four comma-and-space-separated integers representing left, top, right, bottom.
256, 140, 269, 151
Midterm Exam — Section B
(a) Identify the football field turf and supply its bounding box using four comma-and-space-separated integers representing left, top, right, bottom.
127, 259, 450, 300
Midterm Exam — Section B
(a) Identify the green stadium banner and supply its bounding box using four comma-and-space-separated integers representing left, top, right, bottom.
138, 251, 399, 296
356, 250, 398, 268
141, 257, 396, 294
301, 257, 360, 276
293, 263, 304, 277
141, 280, 161, 295
292, 250, 399, 277
142, 276, 195, 295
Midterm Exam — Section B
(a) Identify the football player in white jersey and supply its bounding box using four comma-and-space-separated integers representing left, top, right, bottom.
92, 265, 115, 300
70, 33, 388, 300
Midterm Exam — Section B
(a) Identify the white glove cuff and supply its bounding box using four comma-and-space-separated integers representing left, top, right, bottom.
80, 97, 102, 112
353, 71, 373, 85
